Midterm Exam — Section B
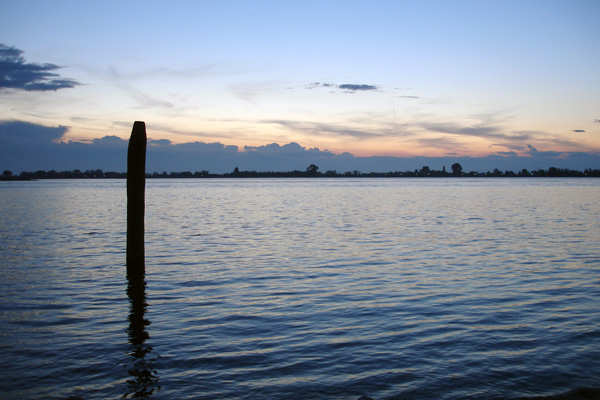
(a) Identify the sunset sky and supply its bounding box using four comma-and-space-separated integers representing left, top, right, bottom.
1, 0, 599, 172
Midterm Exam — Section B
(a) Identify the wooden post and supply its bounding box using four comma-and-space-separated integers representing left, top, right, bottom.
127, 121, 147, 276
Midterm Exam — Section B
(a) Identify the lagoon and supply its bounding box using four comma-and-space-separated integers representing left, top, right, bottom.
1, 178, 599, 399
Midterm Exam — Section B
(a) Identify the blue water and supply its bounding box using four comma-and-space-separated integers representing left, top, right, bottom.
1, 178, 599, 400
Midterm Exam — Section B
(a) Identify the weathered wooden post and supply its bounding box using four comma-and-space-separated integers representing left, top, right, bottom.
127, 121, 147, 276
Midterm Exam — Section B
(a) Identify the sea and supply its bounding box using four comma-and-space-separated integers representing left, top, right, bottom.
0, 178, 599, 400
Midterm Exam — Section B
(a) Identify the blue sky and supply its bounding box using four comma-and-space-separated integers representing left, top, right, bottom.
1, 0, 599, 173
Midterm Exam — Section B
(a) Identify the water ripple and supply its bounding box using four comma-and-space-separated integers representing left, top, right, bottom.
1, 179, 600, 400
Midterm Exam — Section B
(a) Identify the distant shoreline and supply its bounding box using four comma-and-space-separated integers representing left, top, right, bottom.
2, 165, 600, 180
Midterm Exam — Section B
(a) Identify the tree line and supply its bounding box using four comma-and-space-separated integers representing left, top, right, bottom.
3, 164, 600, 180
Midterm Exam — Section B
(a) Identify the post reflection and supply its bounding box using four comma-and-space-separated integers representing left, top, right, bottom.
124, 274, 160, 399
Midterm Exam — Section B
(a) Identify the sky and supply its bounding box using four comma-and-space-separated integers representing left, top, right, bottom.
1, 0, 599, 173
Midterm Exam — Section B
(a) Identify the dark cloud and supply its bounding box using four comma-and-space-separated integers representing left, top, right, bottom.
573, 129, 586, 133
0, 120, 68, 144
0, 44, 81, 91
0, 121, 124, 172
305, 82, 379, 93
244, 142, 334, 157
173, 141, 238, 154
338, 84, 378, 92
245, 142, 304, 154
91, 135, 128, 147
0, 120, 238, 172
527, 143, 563, 158
595, 119, 600, 123
2, 120, 599, 175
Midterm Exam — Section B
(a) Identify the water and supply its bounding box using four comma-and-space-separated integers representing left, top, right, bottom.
1, 178, 599, 400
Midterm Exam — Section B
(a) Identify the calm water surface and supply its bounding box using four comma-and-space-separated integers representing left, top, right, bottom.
1, 178, 599, 400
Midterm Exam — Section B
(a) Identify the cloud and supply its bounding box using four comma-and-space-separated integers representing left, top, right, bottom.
338, 84, 378, 92
0, 120, 239, 172
526, 143, 564, 158
595, 119, 600, 123
2, 120, 600, 175
398, 95, 420, 99
305, 82, 379, 93
0, 44, 81, 91
244, 142, 334, 157
572, 129, 586, 133
149, 138, 172, 146
305, 82, 337, 90
420, 121, 508, 140
495, 151, 518, 156
419, 121, 585, 153
262, 119, 384, 139
414, 136, 464, 150
0, 120, 68, 144
173, 141, 238, 154
91, 135, 128, 147
245, 142, 304, 154
0, 120, 123, 172
129, 89, 173, 109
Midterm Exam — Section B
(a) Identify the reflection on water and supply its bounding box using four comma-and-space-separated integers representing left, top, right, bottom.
1, 178, 600, 400
124, 274, 160, 398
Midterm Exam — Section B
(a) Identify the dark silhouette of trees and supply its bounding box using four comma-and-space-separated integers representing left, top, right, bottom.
306, 164, 319, 176
451, 163, 463, 176
4, 165, 600, 180
419, 166, 431, 176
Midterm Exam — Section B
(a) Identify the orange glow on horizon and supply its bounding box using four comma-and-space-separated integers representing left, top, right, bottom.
61, 119, 600, 160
